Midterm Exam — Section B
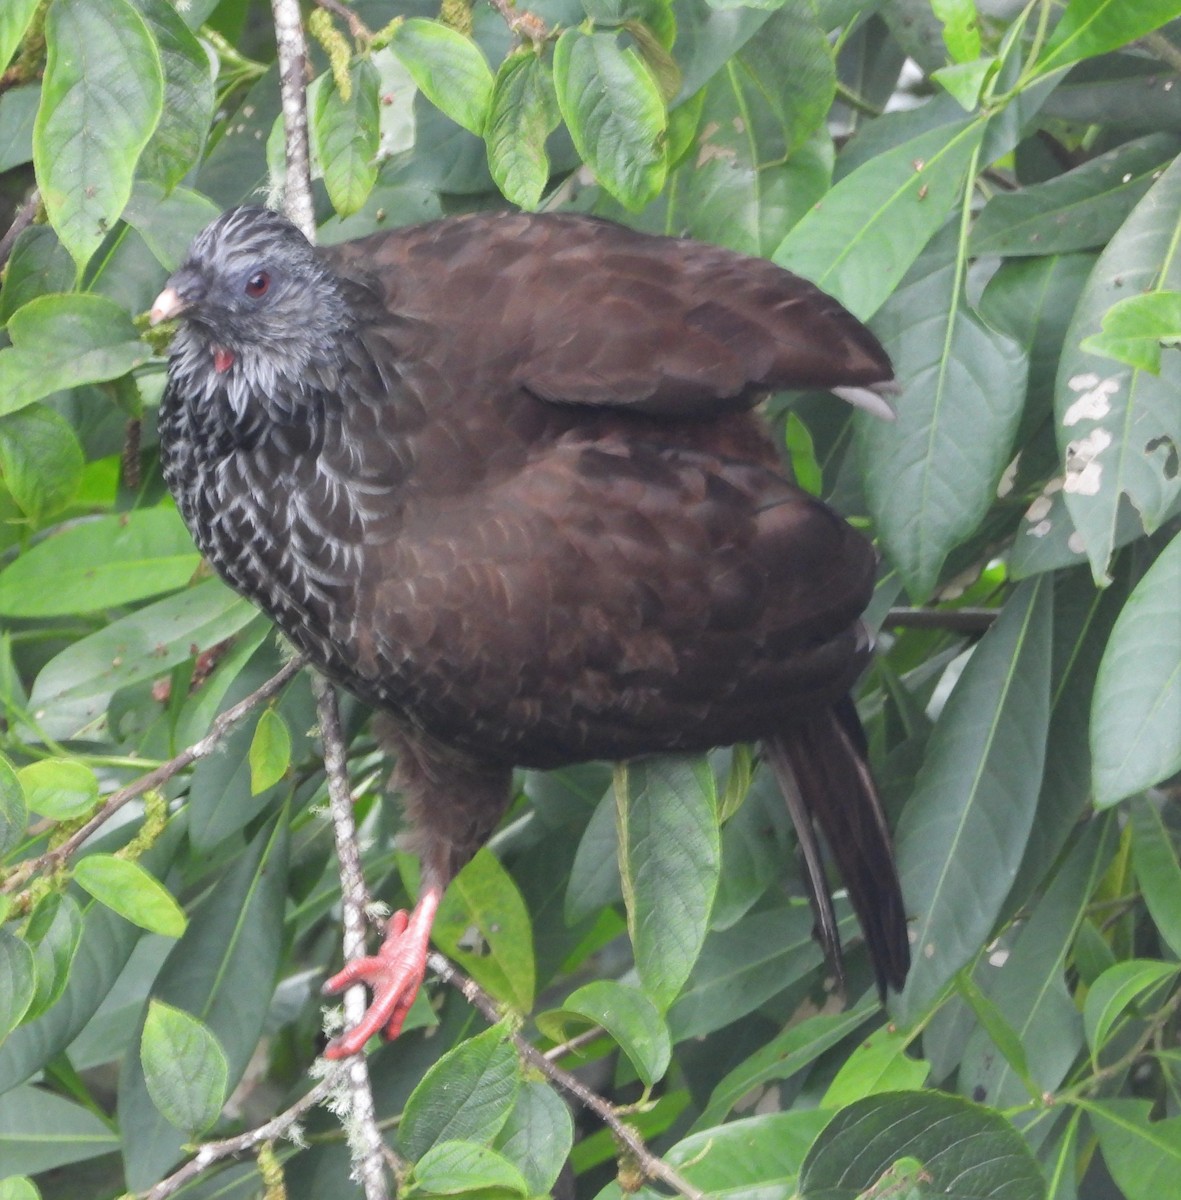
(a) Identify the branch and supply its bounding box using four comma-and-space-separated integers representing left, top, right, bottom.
0, 189, 40, 273
142, 1069, 342, 1200
485, 0, 549, 46
1, 657, 304, 898
427, 953, 706, 1200
315, 0, 373, 43
312, 674, 391, 1200
882, 606, 998, 633
270, 0, 316, 239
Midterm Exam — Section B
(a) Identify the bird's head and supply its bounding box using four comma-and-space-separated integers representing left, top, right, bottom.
151, 206, 351, 384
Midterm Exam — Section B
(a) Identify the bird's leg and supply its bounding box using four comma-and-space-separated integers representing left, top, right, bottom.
321, 871, 444, 1060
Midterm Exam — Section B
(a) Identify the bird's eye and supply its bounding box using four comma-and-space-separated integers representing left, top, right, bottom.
244, 271, 270, 298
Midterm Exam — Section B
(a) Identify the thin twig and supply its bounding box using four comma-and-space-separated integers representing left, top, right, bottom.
142, 1069, 342, 1200
313, 674, 390, 1200
315, 0, 373, 42
427, 953, 707, 1200
485, 0, 548, 46
270, 0, 315, 240
544, 1024, 608, 1061
0, 189, 40, 273
882, 606, 998, 633
1, 657, 304, 897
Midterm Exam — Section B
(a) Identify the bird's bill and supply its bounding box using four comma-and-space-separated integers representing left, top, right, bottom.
149, 286, 188, 326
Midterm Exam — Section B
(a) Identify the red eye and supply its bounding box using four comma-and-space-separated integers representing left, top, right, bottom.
245, 271, 270, 298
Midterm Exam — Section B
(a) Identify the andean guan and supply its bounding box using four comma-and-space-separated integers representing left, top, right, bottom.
151, 205, 911, 1059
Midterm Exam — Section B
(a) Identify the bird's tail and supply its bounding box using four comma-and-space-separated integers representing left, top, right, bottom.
763, 696, 910, 996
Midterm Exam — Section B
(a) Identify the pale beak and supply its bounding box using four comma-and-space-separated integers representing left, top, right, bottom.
149, 286, 189, 326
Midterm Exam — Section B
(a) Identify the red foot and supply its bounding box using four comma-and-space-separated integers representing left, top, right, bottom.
321, 888, 441, 1059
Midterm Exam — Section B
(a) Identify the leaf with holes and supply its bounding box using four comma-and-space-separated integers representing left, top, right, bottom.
1055, 156, 1181, 582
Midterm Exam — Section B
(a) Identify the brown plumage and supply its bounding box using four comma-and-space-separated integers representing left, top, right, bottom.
152, 206, 910, 1057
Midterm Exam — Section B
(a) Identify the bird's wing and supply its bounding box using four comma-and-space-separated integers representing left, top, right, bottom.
350, 437, 876, 764
320, 212, 892, 419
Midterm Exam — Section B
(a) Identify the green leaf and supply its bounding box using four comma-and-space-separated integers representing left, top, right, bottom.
0, 406, 84, 522
615, 756, 719, 1012
433, 849, 536, 1014
0, 822, 182, 1093
972, 134, 1181, 258
1090, 531, 1181, 805
857, 230, 1028, 600
1083, 960, 1180, 1062
17, 758, 98, 820
932, 0, 982, 63
953, 970, 1039, 1101
391, 18, 494, 136
798, 1091, 1044, 1200
73, 854, 187, 938
961, 817, 1115, 1108
1038, 0, 1181, 74
538, 980, 670, 1087
313, 58, 380, 218
485, 51, 560, 210
248, 708, 291, 796
34, 0, 164, 271
667, 904, 824, 1040
775, 116, 985, 319
118, 813, 289, 1189
0, 755, 26, 858
894, 578, 1053, 1022
24, 893, 83, 1022
784, 412, 823, 495
0, 507, 201, 617
140, 1000, 228, 1135
0, 927, 35, 1041
27, 576, 256, 739
933, 57, 996, 109
553, 29, 668, 211
1055, 155, 1181, 582
0, 1085, 119, 1175
0, 1177, 41, 1200
1130, 798, 1181, 959
0, 293, 151, 420
1080, 291, 1181, 375
399, 1025, 521, 1161
662, 1108, 832, 1197
820, 1027, 931, 1110
493, 1082, 573, 1196
126, 0, 214, 190
696, 996, 878, 1128
1087, 1098, 1181, 1200
0, 0, 40, 76
122, 181, 221, 271
407, 1140, 528, 1198
0, 226, 75, 324
0, 86, 37, 176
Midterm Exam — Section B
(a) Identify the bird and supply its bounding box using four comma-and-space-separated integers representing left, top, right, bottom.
150, 204, 910, 1059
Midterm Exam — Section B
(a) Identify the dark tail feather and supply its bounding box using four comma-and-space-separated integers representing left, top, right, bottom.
763, 697, 910, 997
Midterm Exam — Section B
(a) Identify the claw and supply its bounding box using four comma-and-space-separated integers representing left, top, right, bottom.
322, 888, 441, 1059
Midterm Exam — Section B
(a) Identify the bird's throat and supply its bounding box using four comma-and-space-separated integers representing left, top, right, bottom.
212, 345, 235, 373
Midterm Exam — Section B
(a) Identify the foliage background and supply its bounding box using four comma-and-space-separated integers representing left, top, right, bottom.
2, 0, 1181, 1197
